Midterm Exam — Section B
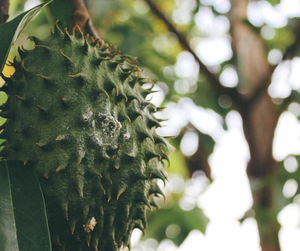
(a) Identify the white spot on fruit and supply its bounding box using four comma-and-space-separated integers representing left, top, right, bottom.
82, 107, 93, 122
123, 132, 130, 139
98, 112, 122, 135
83, 217, 97, 232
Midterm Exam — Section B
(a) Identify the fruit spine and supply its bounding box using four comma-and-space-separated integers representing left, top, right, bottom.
1, 22, 169, 251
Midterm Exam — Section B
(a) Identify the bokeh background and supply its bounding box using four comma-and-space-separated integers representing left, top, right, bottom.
3, 0, 300, 250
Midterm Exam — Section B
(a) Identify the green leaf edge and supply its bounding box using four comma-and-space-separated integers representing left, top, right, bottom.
0, 0, 53, 73
33, 165, 52, 251
0, 163, 19, 250
0, 161, 52, 251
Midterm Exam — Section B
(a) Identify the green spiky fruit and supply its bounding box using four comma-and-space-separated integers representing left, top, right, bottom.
1, 23, 169, 251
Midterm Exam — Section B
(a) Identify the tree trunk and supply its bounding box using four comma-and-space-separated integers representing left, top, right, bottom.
231, 0, 281, 250
241, 94, 280, 251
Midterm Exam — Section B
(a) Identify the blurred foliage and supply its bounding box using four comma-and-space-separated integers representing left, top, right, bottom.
279, 156, 300, 197
167, 149, 189, 179
8, 0, 25, 18
267, 0, 281, 6
146, 203, 208, 246
189, 79, 231, 116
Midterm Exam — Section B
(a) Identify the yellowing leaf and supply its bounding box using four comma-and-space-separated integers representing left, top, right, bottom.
0, 59, 15, 86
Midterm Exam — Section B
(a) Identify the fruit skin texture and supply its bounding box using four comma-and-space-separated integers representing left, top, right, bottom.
1, 23, 168, 251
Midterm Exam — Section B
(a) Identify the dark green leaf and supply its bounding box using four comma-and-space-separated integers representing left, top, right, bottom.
0, 161, 51, 251
0, 162, 18, 250
198, 131, 215, 155
0, 0, 52, 73
44, 0, 72, 28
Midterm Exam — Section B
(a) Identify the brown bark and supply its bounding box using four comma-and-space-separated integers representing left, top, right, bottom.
0, 0, 9, 24
241, 94, 280, 251
261, 240, 281, 251
231, 0, 280, 250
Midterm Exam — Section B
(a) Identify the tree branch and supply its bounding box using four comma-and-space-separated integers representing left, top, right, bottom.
143, 0, 245, 106
69, 0, 103, 42
0, 0, 9, 24
244, 69, 273, 106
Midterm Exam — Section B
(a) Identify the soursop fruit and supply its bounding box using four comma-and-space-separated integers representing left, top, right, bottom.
1, 23, 169, 251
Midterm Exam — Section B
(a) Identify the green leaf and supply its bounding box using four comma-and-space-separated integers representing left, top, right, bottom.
167, 150, 189, 178
0, 161, 51, 251
44, 0, 72, 28
0, 0, 53, 73
267, 0, 280, 6
146, 204, 208, 246
9, 0, 25, 17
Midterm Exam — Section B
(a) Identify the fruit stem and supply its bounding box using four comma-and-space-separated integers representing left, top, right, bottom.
69, 0, 103, 43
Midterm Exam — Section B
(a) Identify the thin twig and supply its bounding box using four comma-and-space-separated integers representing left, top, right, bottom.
0, 0, 9, 24
143, 0, 245, 106
69, 0, 103, 42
